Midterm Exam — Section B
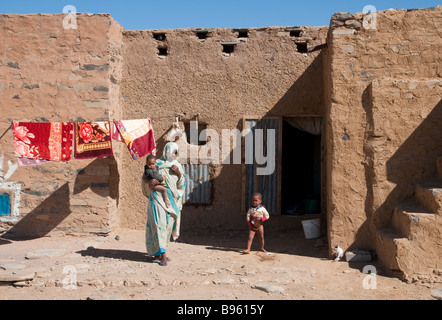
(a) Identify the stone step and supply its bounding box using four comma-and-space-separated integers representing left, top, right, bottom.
415, 180, 442, 214
375, 227, 438, 281
375, 227, 406, 273
392, 198, 437, 239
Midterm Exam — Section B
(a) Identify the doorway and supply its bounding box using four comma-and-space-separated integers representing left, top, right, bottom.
281, 118, 322, 215
242, 117, 282, 215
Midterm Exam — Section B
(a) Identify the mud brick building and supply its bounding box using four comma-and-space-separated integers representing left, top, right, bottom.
0, 7, 440, 282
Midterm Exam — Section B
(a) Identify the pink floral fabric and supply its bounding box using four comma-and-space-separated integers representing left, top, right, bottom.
12, 122, 74, 162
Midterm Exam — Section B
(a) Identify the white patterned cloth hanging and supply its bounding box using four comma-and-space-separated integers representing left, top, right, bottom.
285, 117, 322, 135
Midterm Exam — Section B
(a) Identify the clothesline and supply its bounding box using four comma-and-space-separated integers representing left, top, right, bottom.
0, 124, 13, 141
4, 113, 181, 142
12, 118, 157, 167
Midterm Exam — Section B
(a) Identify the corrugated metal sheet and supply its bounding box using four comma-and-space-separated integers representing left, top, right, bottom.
245, 119, 279, 214
245, 120, 258, 211
183, 164, 211, 204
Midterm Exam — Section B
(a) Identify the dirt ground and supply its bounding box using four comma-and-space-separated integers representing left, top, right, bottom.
0, 222, 440, 301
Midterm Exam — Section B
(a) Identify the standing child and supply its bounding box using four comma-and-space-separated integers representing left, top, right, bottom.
242, 192, 270, 254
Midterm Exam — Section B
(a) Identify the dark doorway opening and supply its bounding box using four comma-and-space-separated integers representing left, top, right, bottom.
281, 120, 321, 215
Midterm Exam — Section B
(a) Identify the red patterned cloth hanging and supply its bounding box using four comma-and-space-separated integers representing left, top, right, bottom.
12, 122, 74, 162
74, 122, 113, 159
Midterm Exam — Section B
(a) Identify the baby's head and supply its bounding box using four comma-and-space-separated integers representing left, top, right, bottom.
146, 154, 157, 169
251, 192, 263, 207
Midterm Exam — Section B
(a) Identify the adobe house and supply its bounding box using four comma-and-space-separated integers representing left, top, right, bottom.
0, 6, 440, 282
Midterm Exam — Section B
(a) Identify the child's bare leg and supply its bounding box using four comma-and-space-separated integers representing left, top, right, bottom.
152, 185, 171, 207
242, 229, 256, 254
257, 226, 266, 253
162, 189, 171, 207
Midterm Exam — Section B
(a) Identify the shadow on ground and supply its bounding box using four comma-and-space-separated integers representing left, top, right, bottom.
76, 246, 153, 263
178, 215, 329, 259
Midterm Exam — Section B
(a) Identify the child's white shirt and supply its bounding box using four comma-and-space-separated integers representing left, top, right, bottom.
247, 205, 270, 223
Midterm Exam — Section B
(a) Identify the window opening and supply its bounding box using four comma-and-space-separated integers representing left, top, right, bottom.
0, 183, 21, 223
184, 122, 208, 146
0, 194, 11, 216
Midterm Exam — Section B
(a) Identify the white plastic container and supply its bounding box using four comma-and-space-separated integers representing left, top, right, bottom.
301, 219, 321, 239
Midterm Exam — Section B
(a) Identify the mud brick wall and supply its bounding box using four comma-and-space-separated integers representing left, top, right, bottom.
324, 7, 442, 251
0, 14, 123, 238
0, 7, 439, 262
120, 26, 328, 231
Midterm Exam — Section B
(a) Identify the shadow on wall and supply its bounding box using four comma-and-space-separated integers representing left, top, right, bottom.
1, 183, 71, 240
386, 99, 442, 190
377, 99, 442, 226
267, 51, 324, 117
1, 157, 119, 241
73, 156, 120, 203
352, 86, 442, 251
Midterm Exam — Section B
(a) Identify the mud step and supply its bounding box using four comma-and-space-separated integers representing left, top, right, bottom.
415, 180, 442, 214
376, 227, 406, 272
392, 198, 437, 239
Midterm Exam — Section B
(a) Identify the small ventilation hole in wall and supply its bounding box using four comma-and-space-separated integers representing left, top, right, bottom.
158, 47, 168, 56
221, 42, 237, 55
153, 33, 166, 41
196, 30, 209, 40
296, 42, 308, 53
223, 44, 235, 54
237, 30, 249, 38
290, 30, 302, 37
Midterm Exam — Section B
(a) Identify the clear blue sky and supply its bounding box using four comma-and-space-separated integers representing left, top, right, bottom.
1, 0, 440, 30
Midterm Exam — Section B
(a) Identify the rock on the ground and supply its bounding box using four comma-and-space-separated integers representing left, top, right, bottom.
252, 283, 284, 293
0, 263, 26, 271
213, 278, 235, 285
25, 249, 66, 260
0, 271, 35, 283
431, 288, 442, 300
86, 294, 124, 300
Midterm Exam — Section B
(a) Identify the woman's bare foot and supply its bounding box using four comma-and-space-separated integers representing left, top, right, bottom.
241, 250, 250, 254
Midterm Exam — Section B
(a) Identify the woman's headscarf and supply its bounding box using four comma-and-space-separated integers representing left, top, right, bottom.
157, 142, 185, 199
161, 142, 179, 163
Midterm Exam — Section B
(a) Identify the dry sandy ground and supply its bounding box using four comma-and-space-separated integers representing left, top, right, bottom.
0, 225, 439, 302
